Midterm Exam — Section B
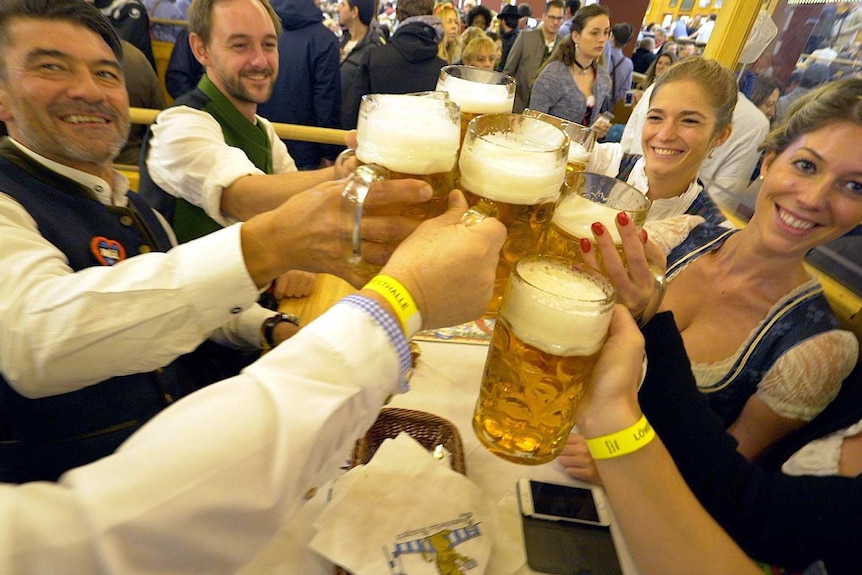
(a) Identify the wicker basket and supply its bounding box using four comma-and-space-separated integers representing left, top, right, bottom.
350, 407, 467, 474
334, 408, 467, 575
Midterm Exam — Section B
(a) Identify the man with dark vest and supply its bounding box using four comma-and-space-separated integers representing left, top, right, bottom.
0, 0, 432, 483
140, 0, 349, 248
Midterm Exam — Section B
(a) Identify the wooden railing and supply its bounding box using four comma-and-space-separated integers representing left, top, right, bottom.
128, 107, 349, 145
117, 107, 348, 191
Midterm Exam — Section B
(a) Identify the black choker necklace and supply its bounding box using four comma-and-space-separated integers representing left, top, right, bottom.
573, 58, 594, 74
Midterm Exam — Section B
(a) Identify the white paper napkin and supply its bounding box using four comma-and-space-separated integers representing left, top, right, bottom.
309, 432, 499, 575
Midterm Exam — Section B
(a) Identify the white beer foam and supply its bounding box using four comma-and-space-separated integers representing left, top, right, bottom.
437, 75, 514, 114
357, 95, 460, 174
459, 131, 565, 204
554, 193, 625, 244
567, 142, 592, 165
504, 259, 612, 356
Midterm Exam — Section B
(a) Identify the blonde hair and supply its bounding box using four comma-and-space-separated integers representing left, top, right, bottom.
434, 2, 461, 63
459, 25, 486, 53
462, 35, 496, 67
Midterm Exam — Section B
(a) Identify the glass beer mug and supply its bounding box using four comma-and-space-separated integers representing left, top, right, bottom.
458, 113, 569, 316
340, 92, 461, 277
353, 92, 460, 218
472, 255, 616, 465
436, 65, 516, 142
523, 109, 596, 192
541, 172, 651, 271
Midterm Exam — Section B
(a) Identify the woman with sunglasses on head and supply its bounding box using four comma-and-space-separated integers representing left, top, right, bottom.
562, 80, 861, 481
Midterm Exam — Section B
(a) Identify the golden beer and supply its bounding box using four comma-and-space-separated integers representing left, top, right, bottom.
436, 66, 516, 143
356, 164, 458, 219
462, 189, 555, 312
473, 256, 615, 465
355, 93, 461, 219
541, 172, 650, 272
458, 113, 568, 315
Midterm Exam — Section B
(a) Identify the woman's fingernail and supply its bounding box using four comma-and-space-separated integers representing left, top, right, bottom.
579, 238, 592, 253
617, 211, 630, 226
591, 222, 605, 236
641, 229, 649, 244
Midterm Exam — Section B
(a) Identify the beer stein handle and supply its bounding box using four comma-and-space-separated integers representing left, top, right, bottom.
334, 147, 357, 179
460, 199, 498, 227
341, 163, 389, 266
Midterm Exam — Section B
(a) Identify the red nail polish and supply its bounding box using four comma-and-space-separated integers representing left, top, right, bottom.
617, 211, 630, 226
641, 229, 649, 244
579, 238, 592, 253
591, 222, 605, 236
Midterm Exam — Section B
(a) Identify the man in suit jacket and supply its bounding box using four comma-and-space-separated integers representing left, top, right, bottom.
503, 0, 565, 113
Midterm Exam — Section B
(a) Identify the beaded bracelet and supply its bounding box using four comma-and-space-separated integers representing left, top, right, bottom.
585, 414, 656, 460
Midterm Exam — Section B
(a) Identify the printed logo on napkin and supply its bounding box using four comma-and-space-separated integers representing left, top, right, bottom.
310, 433, 499, 575
389, 513, 483, 574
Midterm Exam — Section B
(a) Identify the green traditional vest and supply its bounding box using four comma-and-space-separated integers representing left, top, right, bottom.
171, 74, 274, 242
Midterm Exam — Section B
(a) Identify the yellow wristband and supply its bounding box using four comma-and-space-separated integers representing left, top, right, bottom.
585, 414, 656, 460
363, 275, 422, 337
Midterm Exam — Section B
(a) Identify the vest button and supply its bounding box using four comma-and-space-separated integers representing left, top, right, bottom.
139, 245, 152, 253
120, 215, 134, 226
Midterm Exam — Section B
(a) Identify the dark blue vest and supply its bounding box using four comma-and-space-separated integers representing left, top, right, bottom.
667, 224, 842, 425
0, 150, 196, 483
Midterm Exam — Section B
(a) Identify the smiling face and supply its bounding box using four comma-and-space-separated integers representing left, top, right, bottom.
752, 122, 862, 256
641, 79, 731, 197
571, 15, 610, 61
190, 0, 279, 120
0, 17, 130, 178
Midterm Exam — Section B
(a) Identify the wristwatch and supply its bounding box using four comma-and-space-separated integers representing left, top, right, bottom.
261, 312, 301, 351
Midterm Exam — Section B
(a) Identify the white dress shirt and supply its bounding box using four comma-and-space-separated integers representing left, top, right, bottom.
0, 139, 270, 398
620, 86, 770, 211
0, 300, 406, 574
146, 106, 298, 227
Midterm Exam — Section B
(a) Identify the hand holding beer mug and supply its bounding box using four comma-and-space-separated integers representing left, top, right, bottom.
472, 255, 616, 464
459, 113, 568, 316
436, 65, 516, 142
541, 172, 650, 270
340, 93, 461, 278
542, 172, 666, 326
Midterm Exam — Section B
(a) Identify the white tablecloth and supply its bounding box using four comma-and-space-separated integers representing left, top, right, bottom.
240, 339, 641, 575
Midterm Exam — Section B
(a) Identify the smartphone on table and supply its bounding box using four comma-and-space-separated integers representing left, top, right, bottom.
517, 477, 611, 527
518, 478, 622, 575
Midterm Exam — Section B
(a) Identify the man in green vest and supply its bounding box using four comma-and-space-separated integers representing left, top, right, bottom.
140, 0, 353, 300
